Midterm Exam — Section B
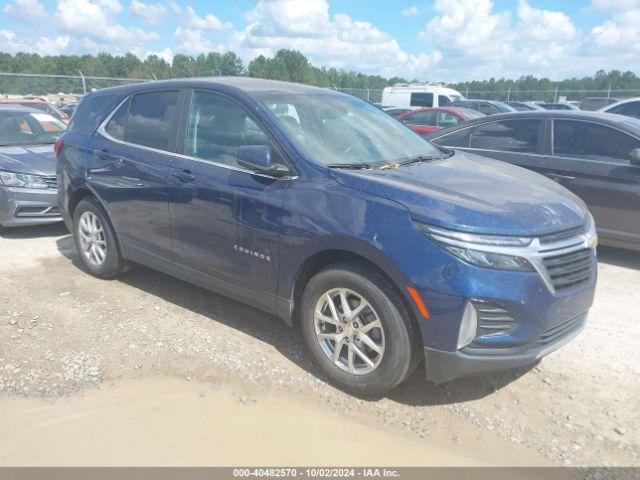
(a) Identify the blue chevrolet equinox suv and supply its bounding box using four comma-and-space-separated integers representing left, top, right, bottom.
57, 78, 597, 395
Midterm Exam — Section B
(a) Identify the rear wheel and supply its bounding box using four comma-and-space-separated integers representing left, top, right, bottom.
73, 197, 127, 279
300, 264, 420, 396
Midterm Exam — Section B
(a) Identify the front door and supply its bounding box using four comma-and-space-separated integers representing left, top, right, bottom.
169, 90, 292, 312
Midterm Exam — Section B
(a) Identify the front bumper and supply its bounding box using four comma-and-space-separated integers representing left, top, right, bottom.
424, 312, 587, 383
0, 186, 62, 227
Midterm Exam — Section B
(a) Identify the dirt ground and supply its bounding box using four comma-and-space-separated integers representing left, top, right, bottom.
0, 223, 638, 467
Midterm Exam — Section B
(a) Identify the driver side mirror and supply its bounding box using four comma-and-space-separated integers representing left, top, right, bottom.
236, 145, 290, 177
629, 148, 640, 166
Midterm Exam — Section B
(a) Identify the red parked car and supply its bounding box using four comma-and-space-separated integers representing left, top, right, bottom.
396, 107, 485, 136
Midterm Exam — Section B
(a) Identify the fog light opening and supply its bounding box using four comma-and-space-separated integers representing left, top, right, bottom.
457, 302, 478, 350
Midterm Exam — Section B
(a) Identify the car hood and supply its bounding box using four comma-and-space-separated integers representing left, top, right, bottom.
0, 144, 56, 176
330, 151, 588, 236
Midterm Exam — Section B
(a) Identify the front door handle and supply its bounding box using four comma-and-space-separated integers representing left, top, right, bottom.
547, 173, 575, 182
170, 169, 195, 183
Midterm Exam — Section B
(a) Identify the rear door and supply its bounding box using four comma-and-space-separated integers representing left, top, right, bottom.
89, 89, 183, 260
538, 119, 640, 242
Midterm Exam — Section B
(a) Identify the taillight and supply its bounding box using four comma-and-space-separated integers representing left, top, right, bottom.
54, 139, 62, 156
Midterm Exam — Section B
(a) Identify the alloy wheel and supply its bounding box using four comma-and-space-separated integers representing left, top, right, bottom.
314, 288, 385, 375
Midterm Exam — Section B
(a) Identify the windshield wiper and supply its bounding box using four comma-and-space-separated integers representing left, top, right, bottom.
326, 163, 375, 170
398, 151, 454, 166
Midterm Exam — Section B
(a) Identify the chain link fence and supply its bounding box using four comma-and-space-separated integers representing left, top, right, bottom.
337, 87, 640, 104
2, 73, 639, 106
0, 72, 150, 99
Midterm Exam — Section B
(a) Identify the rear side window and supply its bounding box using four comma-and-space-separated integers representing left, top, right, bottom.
125, 90, 179, 151
104, 98, 130, 141
470, 120, 541, 153
402, 111, 436, 126
554, 120, 640, 162
410, 92, 433, 107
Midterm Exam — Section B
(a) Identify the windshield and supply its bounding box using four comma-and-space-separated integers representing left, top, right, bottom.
260, 93, 443, 167
0, 111, 65, 146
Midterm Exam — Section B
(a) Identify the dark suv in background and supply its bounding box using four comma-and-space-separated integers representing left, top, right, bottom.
427, 110, 640, 250
57, 78, 597, 395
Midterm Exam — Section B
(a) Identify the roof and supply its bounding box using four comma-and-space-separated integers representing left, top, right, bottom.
426, 110, 640, 138
90, 76, 336, 98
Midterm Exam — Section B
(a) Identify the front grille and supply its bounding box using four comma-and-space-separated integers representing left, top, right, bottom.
42, 175, 57, 189
538, 313, 586, 346
542, 248, 595, 291
474, 303, 518, 338
539, 226, 584, 245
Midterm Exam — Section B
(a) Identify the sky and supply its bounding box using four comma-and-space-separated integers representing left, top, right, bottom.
0, 0, 638, 82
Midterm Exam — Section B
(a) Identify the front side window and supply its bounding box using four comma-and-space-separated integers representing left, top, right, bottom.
260, 93, 443, 167
477, 103, 498, 115
554, 120, 640, 162
470, 120, 541, 153
126, 91, 179, 151
438, 95, 451, 106
186, 91, 285, 171
410, 92, 433, 107
402, 111, 436, 126
432, 128, 470, 148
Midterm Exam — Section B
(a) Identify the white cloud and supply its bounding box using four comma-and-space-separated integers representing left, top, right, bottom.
171, 4, 232, 55
229, 0, 438, 78
36, 35, 71, 55
4, 0, 47, 20
130, 0, 167, 26
401, 5, 420, 17
55, 0, 158, 48
0, 29, 70, 55
146, 47, 174, 63
417, 0, 591, 80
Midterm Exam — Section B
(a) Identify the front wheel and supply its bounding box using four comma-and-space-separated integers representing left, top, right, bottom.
300, 264, 420, 396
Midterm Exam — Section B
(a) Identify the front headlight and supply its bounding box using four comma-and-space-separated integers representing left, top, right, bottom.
0, 171, 48, 189
416, 223, 535, 272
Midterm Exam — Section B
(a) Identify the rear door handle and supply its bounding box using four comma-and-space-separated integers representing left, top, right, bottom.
547, 173, 575, 182
170, 169, 195, 183
95, 150, 123, 166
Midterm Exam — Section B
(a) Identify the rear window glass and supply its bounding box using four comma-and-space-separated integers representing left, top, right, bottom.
410, 92, 433, 107
470, 120, 541, 153
69, 93, 113, 132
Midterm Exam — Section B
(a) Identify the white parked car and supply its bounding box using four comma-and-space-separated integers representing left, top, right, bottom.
381, 84, 465, 109
599, 97, 640, 119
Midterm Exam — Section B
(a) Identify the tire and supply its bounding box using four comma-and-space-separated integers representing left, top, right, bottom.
300, 263, 421, 396
72, 197, 127, 279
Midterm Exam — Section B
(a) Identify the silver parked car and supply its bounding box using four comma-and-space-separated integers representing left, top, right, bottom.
0, 105, 65, 227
